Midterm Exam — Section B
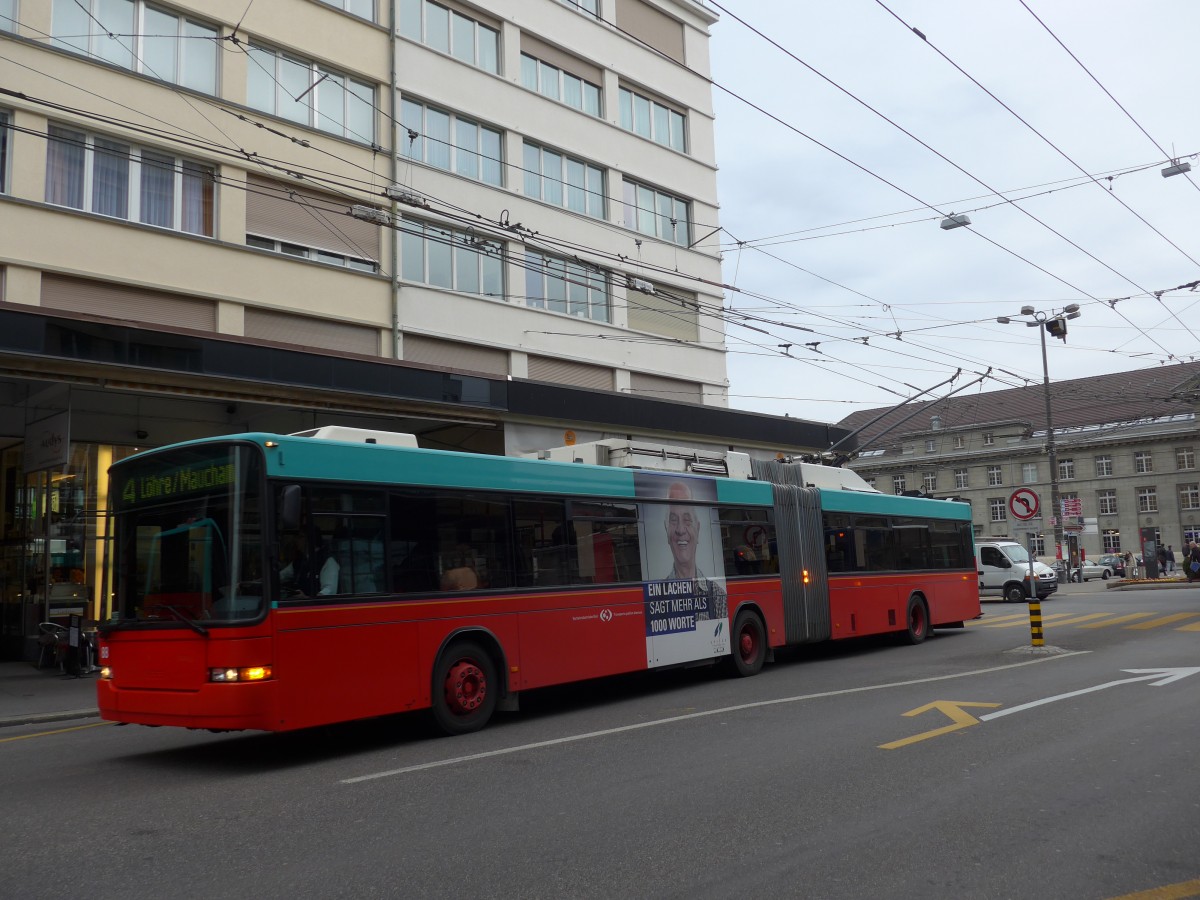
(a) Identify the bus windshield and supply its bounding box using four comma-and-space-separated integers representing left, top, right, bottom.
110, 443, 266, 625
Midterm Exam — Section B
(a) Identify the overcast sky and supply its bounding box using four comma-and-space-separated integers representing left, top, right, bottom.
704, 0, 1200, 426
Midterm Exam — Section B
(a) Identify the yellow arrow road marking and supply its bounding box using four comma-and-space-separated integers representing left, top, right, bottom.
879, 700, 1001, 750
1126, 612, 1200, 630
1106, 876, 1200, 899
1177, 620, 1200, 632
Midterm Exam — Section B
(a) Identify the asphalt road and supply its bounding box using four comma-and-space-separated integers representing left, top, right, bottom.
3, 580, 1199, 900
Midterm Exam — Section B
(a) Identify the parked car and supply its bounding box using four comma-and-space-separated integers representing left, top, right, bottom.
1098, 554, 1126, 577
1072, 559, 1114, 582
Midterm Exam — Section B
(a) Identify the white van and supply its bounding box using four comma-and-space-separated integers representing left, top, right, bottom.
976, 540, 1059, 602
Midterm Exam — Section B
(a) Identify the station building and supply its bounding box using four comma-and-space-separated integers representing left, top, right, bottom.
840, 362, 1200, 566
0, 1, 848, 657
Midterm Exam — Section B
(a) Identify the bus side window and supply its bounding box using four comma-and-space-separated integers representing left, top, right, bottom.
513, 498, 569, 587
390, 492, 440, 593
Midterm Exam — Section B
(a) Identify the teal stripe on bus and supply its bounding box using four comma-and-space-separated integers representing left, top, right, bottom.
716, 479, 774, 505
265, 437, 642, 498
818, 488, 972, 521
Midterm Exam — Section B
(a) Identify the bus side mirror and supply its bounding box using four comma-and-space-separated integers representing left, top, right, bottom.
280, 485, 302, 531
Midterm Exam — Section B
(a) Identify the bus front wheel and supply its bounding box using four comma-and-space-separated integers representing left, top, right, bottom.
432, 640, 498, 736
903, 595, 930, 645
730, 609, 767, 677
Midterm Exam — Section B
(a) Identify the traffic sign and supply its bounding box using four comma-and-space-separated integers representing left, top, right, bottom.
1008, 488, 1040, 520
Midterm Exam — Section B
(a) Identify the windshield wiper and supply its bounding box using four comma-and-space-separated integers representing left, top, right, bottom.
155, 604, 209, 637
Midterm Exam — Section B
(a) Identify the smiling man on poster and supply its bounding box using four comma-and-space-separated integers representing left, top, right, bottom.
636, 473, 730, 667
662, 480, 727, 621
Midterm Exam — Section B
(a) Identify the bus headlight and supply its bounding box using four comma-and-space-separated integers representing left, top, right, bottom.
210, 666, 272, 683
100, 666, 113, 680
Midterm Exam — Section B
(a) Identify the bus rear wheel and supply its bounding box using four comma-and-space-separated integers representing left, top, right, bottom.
432, 640, 498, 735
903, 595, 930, 645
730, 609, 766, 677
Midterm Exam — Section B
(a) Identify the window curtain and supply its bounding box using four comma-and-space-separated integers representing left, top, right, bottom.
92, 138, 130, 219
45, 126, 86, 209
181, 161, 214, 235
139, 150, 175, 228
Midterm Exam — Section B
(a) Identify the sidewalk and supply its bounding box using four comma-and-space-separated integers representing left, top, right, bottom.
0, 660, 100, 728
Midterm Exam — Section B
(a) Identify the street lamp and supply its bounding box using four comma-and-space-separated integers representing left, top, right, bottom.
996, 304, 1082, 581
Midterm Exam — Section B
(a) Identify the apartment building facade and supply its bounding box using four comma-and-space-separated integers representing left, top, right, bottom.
0, 0, 850, 657
840, 361, 1200, 565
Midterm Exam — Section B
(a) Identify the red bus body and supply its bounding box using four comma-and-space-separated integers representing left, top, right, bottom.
96, 433, 980, 733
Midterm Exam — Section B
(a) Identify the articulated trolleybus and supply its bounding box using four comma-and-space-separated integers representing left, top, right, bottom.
97, 428, 979, 735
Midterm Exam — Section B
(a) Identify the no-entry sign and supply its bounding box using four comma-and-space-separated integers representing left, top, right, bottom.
1008, 488, 1040, 520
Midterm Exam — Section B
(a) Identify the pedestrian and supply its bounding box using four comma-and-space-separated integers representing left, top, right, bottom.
1156, 544, 1168, 578
1128, 552, 1140, 579
1188, 541, 1200, 584
1166, 545, 1176, 575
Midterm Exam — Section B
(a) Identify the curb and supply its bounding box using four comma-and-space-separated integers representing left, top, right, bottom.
0, 709, 101, 729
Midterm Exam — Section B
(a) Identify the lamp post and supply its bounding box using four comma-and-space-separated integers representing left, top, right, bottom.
997, 304, 1082, 582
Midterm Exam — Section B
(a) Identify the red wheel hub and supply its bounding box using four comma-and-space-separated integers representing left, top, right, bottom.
739, 628, 759, 663
444, 660, 487, 715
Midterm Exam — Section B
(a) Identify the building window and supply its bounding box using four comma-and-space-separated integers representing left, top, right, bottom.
247, 45, 375, 143
399, 0, 499, 73
1, 1, 13, 32
560, 0, 599, 14
1137, 487, 1157, 513
1181, 483, 1200, 510
400, 99, 502, 186
865, 477, 876, 488
246, 235, 377, 272
1021, 463, 1038, 484
622, 179, 690, 246
523, 142, 605, 217
1030, 535, 1046, 556
400, 217, 503, 296
51, 1, 219, 94
989, 498, 1007, 522
922, 472, 937, 493
1177, 447, 1195, 470
321, 0, 375, 19
1095, 455, 1112, 477
892, 474, 906, 495
618, 87, 687, 152
1186, 528, 1200, 546
954, 468, 968, 489
1058, 458, 1075, 480
982, 432, 994, 446
954, 435, 965, 449
1102, 530, 1120, 553
520, 54, 602, 117
987, 465, 1003, 487
1098, 490, 1117, 515
1134, 451, 1153, 474
524, 252, 609, 322
924, 439, 936, 453
45, 125, 214, 236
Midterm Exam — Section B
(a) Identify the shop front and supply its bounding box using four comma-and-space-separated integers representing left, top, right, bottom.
0, 426, 138, 660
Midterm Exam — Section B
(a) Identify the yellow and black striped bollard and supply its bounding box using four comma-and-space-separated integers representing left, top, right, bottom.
1028, 595, 1045, 647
